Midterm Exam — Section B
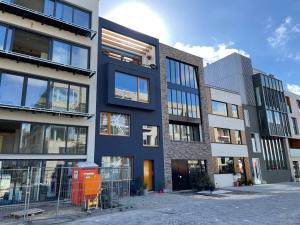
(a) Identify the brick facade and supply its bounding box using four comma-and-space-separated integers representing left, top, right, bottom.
159, 44, 212, 190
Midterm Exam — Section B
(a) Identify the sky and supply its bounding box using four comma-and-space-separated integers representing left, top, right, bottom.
99, 0, 300, 94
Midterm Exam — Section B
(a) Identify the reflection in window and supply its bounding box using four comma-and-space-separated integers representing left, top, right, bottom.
52, 40, 71, 65
19, 123, 45, 154
115, 72, 149, 103
0, 25, 12, 51
143, 125, 159, 147
100, 112, 130, 136
49, 82, 68, 111
168, 88, 200, 119
267, 110, 273, 123
0, 73, 23, 106
232, 104, 239, 118
214, 128, 231, 143
169, 123, 200, 142
71, 46, 89, 69
217, 157, 234, 174
66, 127, 87, 155
166, 58, 198, 89
235, 130, 242, 144
101, 156, 132, 180
55, 2, 73, 23
69, 85, 87, 113
212, 101, 227, 116
44, 125, 66, 154
25, 78, 47, 108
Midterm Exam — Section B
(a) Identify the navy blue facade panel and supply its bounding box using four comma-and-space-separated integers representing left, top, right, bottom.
95, 18, 164, 190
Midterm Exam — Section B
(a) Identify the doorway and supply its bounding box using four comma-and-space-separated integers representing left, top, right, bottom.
252, 158, 262, 184
143, 160, 153, 191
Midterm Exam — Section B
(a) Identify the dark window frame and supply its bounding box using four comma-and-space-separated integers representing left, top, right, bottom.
142, 125, 160, 147
0, 119, 88, 155
211, 100, 228, 117
0, 69, 89, 113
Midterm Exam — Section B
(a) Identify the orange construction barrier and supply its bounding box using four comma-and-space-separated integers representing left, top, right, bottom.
71, 162, 101, 208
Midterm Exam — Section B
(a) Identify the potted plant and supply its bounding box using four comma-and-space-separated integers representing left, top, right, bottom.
295, 174, 300, 182
139, 183, 147, 196
157, 181, 164, 193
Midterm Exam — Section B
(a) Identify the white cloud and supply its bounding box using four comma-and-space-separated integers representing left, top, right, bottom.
174, 42, 250, 66
267, 16, 292, 48
287, 83, 300, 95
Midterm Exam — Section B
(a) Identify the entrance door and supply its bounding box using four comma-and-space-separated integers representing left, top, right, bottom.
252, 158, 262, 184
143, 160, 153, 191
171, 160, 190, 191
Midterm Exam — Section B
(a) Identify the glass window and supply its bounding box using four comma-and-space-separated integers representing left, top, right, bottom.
214, 128, 231, 143
212, 100, 227, 116
66, 127, 87, 155
173, 124, 181, 141
142, 125, 159, 147
49, 81, 68, 111
244, 109, 250, 127
52, 40, 71, 65
180, 63, 186, 86
169, 124, 174, 140
193, 68, 198, 89
138, 78, 149, 103
181, 125, 188, 141
172, 89, 178, 115
191, 94, 197, 118
168, 89, 172, 114
55, 2, 73, 23
251, 133, 257, 152
115, 72, 149, 103
175, 61, 180, 85
170, 60, 176, 84
0, 25, 6, 50
44, 0, 55, 16
232, 104, 239, 118
187, 93, 192, 117
25, 78, 47, 108
185, 64, 190, 87
71, 46, 88, 69
15, 0, 44, 12
44, 125, 66, 154
267, 110, 274, 123
292, 117, 299, 135
217, 157, 234, 174
189, 65, 195, 88
19, 123, 45, 154
69, 85, 87, 113
182, 92, 187, 117
73, 8, 90, 28
0, 73, 23, 106
274, 112, 281, 125
235, 130, 242, 144
195, 95, 200, 118
100, 112, 130, 136
255, 87, 262, 106
177, 90, 182, 116
101, 156, 132, 180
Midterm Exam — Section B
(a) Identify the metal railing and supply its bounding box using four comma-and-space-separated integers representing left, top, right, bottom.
0, 166, 131, 224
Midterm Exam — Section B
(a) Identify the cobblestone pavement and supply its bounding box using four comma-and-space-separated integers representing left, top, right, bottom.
66, 182, 300, 225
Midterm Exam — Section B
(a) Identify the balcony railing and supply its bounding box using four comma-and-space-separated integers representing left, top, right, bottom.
0, 50, 96, 77
0, 103, 94, 119
0, 1, 97, 39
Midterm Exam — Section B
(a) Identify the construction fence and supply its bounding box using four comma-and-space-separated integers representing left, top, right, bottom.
0, 166, 131, 224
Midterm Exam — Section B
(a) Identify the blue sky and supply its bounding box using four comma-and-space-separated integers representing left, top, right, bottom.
99, 0, 300, 93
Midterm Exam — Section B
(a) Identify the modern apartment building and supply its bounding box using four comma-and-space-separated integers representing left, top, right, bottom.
285, 91, 300, 179
160, 44, 212, 191
95, 18, 164, 191
0, 0, 99, 169
204, 53, 292, 184
206, 86, 252, 187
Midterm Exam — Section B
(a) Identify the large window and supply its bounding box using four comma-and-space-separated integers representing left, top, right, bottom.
0, 24, 12, 51
214, 128, 231, 143
169, 123, 200, 142
25, 78, 47, 108
52, 40, 89, 69
168, 88, 200, 118
115, 72, 149, 103
0, 71, 88, 113
292, 117, 299, 135
212, 100, 227, 116
166, 58, 198, 89
142, 125, 159, 147
0, 73, 23, 106
0, 121, 87, 155
216, 157, 234, 174
101, 156, 132, 180
100, 112, 130, 136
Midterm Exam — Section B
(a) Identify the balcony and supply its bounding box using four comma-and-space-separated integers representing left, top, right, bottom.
0, 0, 97, 39
0, 26, 96, 77
101, 28, 157, 69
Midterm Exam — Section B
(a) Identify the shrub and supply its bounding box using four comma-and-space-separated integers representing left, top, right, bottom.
193, 173, 215, 191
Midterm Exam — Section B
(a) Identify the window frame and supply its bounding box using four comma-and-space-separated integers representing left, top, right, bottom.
142, 125, 159, 147
231, 104, 239, 118
114, 71, 150, 103
169, 122, 200, 142
99, 112, 131, 137
0, 69, 89, 113
213, 127, 231, 144
211, 100, 228, 117
235, 130, 242, 145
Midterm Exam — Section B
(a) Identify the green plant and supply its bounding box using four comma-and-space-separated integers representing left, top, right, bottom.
194, 173, 215, 191
295, 174, 300, 179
